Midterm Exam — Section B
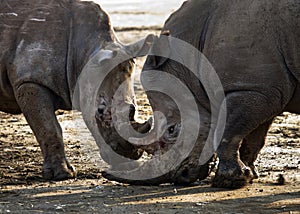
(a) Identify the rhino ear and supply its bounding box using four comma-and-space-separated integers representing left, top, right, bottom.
143, 33, 171, 69
125, 34, 157, 57
94, 50, 118, 64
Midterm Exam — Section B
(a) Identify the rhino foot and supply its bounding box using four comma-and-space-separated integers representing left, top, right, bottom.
173, 157, 214, 185
42, 160, 76, 181
212, 160, 254, 189
172, 167, 206, 186
248, 164, 259, 180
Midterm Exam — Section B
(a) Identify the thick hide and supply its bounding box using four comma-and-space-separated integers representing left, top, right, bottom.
0, 0, 144, 180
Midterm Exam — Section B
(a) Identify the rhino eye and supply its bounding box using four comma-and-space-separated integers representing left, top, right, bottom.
97, 107, 104, 116
166, 124, 181, 138
168, 125, 175, 134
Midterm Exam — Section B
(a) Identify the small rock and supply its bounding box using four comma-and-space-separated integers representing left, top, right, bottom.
173, 188, 177, 194
277, 174, 286, 185
8, 118, 18, 122
95, 185, 104, 190
196, 202, 208, 206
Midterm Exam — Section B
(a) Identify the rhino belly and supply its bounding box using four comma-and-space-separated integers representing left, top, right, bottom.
0, 58, 21, 114
284, 84, 300, 114
0, 78, 21, 114
0, 97, 20, 114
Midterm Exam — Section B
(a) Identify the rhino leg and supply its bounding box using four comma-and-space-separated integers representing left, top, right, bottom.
239, 119, 274, 180
213, 92, 277, 189
15, 83, 75, 180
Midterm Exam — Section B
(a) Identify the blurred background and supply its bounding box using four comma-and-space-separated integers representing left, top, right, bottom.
92, 0, 185, 28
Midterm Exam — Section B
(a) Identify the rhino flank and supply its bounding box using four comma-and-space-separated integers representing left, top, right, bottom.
0, 0, 152, 180
103, 0, 300, 188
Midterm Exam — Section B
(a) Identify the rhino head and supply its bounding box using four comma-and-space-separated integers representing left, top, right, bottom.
100, 34, 226, 185
73, 34, 160, 168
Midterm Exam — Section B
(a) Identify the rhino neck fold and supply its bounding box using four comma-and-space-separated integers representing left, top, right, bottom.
66, 1, 117, 109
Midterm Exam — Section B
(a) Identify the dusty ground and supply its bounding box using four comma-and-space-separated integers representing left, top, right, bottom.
0, 30, 300, 213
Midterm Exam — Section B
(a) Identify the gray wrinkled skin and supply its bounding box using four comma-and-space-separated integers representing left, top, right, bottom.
155, 0, 300, 188
0, 0, 147, 180
105, 0, 300, 188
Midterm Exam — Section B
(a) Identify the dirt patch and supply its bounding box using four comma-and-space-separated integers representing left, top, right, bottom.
1, 111, 299, 214
0, 30, 300, 213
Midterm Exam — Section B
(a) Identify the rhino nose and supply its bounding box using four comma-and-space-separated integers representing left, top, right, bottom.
96, 104, 106, 119
129, 104, 135, 121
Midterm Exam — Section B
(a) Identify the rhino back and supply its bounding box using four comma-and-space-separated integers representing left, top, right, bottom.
203, 0, 300, 85
0, 1, 24, 112
162, 0, 300, 109
0, 0, 71, 108
66, 0, 116, 102
0, 0, 114, 110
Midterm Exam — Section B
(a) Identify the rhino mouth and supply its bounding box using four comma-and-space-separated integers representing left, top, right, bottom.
133, 123, 180, 156
101, 153, 216, 186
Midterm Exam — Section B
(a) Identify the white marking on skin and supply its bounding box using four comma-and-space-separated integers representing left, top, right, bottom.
0, 12, 18, 16
96, 50, 114, 63
14, 42, 54, 69
26, 42, 53, 53
30, 18, 46, 22
17, 40, 24, 51
28, 48, 48, 52
37, 11, 50, 15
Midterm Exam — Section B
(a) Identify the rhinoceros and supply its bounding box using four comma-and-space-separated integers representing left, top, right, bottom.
0, 0, 152, 180
102, 0, 300, 188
